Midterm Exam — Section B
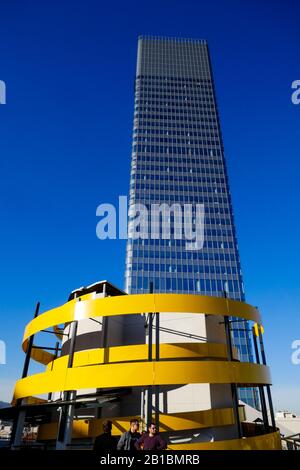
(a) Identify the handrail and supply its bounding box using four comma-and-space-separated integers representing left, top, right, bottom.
281, 433, 300, 450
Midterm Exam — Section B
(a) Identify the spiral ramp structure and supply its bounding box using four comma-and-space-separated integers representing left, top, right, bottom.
9, 281, 281, 450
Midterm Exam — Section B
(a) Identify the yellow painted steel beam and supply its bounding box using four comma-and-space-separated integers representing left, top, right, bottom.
13, 360, 271, 400
45, 342, 239, 372
23, 293, 261, 346
168, 430, 282, 450
37, 408, 236, 440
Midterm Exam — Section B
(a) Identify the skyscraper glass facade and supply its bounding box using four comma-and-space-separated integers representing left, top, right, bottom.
125, 36, 258, 408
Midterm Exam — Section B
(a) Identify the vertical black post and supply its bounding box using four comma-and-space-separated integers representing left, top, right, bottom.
252, 327, 269, 431
147, 282, 154, 427
97, 286, 108, 418
48, 341, 60, 401
148, 315, 153, 362
10, 302, 40, 447
101, 302, 109, 363
67, 320, 78, 369
155, 312, 160, 362
155, 306, 160, 430
22, 302, 40, 379
148, 282, 153, 362
224, 315, 242, 438
258, 326, 276, 430
265, 386, 276, 430
223, 291, 242, 439
57, 319, 78, 446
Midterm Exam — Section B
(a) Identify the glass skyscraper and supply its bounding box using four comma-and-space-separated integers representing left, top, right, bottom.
125, 36, 258, 408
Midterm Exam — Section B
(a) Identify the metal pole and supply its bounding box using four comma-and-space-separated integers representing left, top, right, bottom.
148, 282, 154, 362
266, 387, 276, 430
252, 327, 269, 431
155, 312, 160, 361
22, 302, 40, 379
96, 285, 108, 418
224, 307, 242, 438
10, 302, 40, 448
148, 314, 153, 360
67, 320, 78, 369
48, 341, 60, 402
146, 282, 154, 427
101, 291, 109, 362
56, 318, 78, 449
140, 388, 145, 425
258, 326, 276, 430
155, 308, 160, 430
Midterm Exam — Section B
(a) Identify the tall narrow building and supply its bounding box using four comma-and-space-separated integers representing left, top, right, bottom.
125, 36, 258, 408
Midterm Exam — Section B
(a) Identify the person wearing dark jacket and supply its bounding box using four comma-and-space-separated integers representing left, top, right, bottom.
135, 423, 167, 450
117, 419, 141, 451
93, 420, 117, 453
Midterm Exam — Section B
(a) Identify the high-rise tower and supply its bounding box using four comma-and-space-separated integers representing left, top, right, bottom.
125, 36, 258, 408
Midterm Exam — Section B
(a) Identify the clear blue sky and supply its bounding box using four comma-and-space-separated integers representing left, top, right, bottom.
0, 0, 299, 412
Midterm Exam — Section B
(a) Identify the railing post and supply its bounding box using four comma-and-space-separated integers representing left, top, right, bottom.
22, 302, 40, 379
252, 326, 269, 431
48, 341, 60, 401
146, 282, 153, 427
155, 307, 160, 430
258, 325, 276, 430
56, 310, 78, 450
223, 292, 242, 438
10, 302, 40, 449
224, 314, 242, 438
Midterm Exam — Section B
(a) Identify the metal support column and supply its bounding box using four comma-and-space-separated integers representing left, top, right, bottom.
56, 317, 78, 450
146, 282, 154, 427
10, 302, 40, 449
224, 313, 242, 438
252, 327, 269, 431
258, 326, 276, 429
96, 284, 108, 418
48, 341, 60, 401
154, 309, 160, 430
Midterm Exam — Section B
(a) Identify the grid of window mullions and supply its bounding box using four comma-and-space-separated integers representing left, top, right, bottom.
125, 37, 259, 406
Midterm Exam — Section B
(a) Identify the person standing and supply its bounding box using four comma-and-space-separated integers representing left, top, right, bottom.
117, 419, 141, 451
135, 423, 167, 450
93, 420, 117, 453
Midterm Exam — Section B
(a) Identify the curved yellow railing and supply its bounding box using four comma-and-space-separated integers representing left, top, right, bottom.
36, 409, 281, 450
38, 408, 237, 440
14, 293, 280, 449
14, 360, 271, 400
22, 293, 261, 348
15, 293, 266, 400
46, 342, 239, 371
15, 294, 271, 398
168, 430, 281, 450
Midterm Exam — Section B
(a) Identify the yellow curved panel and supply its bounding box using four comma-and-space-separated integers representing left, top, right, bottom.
23, 294, 261, 344
168, 430, 281, 450
13, 361, 271, 400
147, 408, 235, 433
45, 342, 239, 372
37, 408, 235, 440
